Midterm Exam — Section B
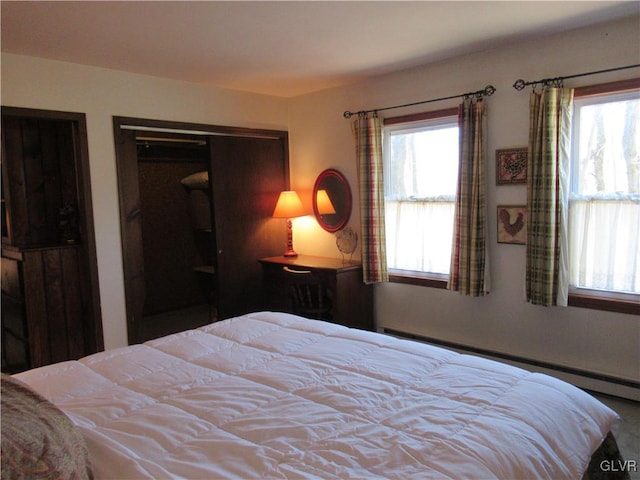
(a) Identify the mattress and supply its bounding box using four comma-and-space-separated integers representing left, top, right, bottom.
14, 311, 620, 479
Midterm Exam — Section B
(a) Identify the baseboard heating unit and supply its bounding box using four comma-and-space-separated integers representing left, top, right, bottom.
379, 327, 640, 402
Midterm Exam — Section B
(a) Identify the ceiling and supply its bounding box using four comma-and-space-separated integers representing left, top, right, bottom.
1, 1, 638, 97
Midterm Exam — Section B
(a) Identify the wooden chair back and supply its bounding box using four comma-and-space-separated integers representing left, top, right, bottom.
283, 267, 332, 321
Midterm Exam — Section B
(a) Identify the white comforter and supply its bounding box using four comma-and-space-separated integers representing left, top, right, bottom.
17, 311, 617, 479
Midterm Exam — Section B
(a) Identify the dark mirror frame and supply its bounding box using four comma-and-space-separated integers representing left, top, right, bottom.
313, 168, 352, 233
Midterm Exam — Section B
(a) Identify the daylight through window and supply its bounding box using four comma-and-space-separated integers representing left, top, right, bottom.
569, 88, 640, 295
383, 114, 459, 276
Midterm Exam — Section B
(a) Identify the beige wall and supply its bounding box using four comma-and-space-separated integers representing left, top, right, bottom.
2, 14, 638, 397
288, 15, 640, 397
1, 54, 289, 350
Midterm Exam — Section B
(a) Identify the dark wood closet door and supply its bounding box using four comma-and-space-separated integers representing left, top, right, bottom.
210, 135, 288, 319
114, 128, 146, 344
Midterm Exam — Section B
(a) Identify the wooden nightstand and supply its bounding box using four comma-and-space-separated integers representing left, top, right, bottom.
259, 255, 373, 330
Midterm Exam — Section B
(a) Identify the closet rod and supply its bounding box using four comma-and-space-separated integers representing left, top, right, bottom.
343, 84, 496, 119
136, 136, 207, 145
512, 64, 640, 91
120, 125, 282, 140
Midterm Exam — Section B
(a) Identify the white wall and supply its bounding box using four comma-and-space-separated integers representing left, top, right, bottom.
288, 16, 640, 396
1, 54, 289, 350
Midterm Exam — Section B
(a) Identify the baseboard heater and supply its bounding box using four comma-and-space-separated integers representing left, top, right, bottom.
380, 327, 640, 402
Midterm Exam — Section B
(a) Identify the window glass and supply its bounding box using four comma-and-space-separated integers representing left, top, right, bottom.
572, 92, 639, 195
569, 89, 640, 294
383, 116, 458, 275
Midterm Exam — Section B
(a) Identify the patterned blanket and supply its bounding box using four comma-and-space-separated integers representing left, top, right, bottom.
1, 374, 93, 480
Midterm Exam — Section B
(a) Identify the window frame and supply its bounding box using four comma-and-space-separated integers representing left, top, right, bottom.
383, 107, 458, 287
568, 78, 640, 314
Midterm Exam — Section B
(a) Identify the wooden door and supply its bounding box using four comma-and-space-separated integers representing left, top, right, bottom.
1, 107, 103, 371
209, 135, 288, 319
114, 127, 147, 344
21, 246, 90, 366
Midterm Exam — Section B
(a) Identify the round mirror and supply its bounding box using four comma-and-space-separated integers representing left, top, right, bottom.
313, 169, 352, 233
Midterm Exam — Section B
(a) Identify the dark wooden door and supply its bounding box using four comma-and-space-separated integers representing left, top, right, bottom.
114, 128, 147, 344
1, 107, 103, 371
209, 135, 288, 319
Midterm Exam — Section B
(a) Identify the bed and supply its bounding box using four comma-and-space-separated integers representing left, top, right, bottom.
2, 311, 629, 479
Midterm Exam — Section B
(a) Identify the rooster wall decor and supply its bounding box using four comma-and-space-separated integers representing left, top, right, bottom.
497, 206, 526, 244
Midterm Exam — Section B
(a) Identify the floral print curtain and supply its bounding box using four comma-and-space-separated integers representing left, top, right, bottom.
448, 98, 490, 296
353, 114, 389, 284
526, 87, 573, 306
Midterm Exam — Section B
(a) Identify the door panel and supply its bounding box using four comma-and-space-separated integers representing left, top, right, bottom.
114, 128, 146, 343
210, 135, 287, 319
1, 107, 102, 372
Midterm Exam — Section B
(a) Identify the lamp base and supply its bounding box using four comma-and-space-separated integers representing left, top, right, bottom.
283, 218, 298, 257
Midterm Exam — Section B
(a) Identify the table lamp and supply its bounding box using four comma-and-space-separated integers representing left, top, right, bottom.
272, 190, 306, 257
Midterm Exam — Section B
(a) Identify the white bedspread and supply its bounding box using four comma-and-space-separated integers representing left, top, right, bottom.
16, 311, 618, 479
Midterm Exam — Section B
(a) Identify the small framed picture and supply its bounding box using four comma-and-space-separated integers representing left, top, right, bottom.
497, 205, 526, 244
496, 147, 527, 185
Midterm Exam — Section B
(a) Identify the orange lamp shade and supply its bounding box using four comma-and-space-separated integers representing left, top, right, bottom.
272, 191, 305, 218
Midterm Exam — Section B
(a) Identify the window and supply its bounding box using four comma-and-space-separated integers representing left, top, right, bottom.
569, 80, 640, 307
383, 109, 458, 284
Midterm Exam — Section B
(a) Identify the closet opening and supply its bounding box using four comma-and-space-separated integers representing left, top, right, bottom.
114, 116, 289, 345
134, 131, 216, 341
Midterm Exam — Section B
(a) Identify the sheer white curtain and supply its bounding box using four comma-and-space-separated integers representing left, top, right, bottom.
569, 197, 640, 293
385, 198, 455, 273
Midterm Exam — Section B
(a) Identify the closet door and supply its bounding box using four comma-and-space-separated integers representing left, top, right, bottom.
209, 135, 287, 319
114, 128, 146, 343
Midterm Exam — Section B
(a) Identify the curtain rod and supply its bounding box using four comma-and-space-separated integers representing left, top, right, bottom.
343, 84, 496, 119
512, 64, 640, 91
